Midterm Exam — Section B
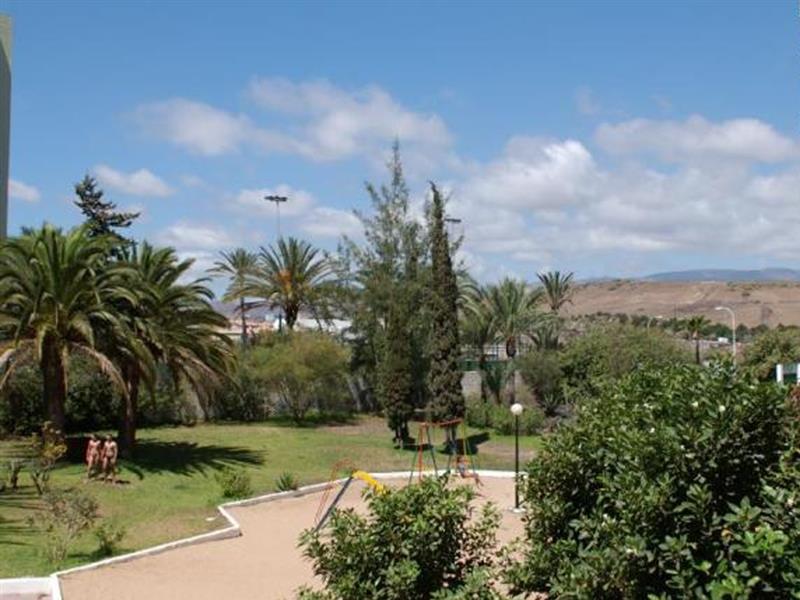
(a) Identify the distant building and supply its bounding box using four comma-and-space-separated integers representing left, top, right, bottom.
0, 15, 10, 238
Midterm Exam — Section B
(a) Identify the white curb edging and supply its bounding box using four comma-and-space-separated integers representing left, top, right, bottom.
1, 469, 520, 600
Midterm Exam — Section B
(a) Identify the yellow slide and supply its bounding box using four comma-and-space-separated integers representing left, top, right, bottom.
351, 470, 386, 493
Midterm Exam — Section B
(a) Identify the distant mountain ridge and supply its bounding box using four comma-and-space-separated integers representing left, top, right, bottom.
643, 268, 800, 283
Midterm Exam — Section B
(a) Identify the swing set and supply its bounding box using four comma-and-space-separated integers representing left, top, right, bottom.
313, 419, 479, 532
313, 460, 386, 532
407, 418, 479, 484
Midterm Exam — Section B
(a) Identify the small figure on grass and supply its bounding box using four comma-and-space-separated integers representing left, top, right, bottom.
101, 435, 118, 484
85, 434, 102, 481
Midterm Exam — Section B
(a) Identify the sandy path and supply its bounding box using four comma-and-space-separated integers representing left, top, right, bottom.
59, 477, 523, 600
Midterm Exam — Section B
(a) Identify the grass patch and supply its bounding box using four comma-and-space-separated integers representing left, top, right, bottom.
0, 415, 541, 577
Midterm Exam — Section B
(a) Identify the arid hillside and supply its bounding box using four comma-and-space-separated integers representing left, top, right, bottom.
564, 280, 800, 327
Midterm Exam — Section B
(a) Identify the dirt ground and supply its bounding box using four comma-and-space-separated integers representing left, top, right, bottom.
567, 280, 800, 327
59, 477, 523, 600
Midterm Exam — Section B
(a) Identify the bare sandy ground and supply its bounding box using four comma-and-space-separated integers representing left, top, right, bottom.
59, 477, 523, 600
567, 280, 800, 327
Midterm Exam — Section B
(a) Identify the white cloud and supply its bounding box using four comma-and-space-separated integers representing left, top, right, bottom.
134, 79, 452, 164
9, 178, 40, 203
459, 137, 598, 211
596, 115, 799, 163
247, 78, 452, 162
445, 116, 800, 278
156, 222, 237, 250
301, 207, 362, 238
180, 174, 207, 188
134, 99, 257, 156
94, 164, 173, 197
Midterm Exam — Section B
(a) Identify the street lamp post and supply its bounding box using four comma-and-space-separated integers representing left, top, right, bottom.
715, 306, 737, 358
264, 194, 288, 238
510, 402, 524, 511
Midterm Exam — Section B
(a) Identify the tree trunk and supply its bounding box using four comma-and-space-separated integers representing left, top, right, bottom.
40, 343, 67, 435
119, 367, 139, 458
284, 305, 298, 331
695, 338, 701, 365
239, 297, 248, 346
506, 336, 517, 406
478, 354, 487, 402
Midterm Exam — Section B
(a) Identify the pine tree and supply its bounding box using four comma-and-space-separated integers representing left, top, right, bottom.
427, 183, 463, 449
74, 175, 139, 241
337, 142, 430, 419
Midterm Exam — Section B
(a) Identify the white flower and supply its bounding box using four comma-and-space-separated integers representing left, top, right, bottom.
718, 405, 727, 413
649, 427, 656, 434
691, 401, 699, 409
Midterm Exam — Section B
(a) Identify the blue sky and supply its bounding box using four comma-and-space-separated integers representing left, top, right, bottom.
3, 0, 799, 284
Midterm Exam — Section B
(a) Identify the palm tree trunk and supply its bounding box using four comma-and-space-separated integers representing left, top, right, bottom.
239, 297, 247, 346
285, 305, 298, 330
40, 343, 67, 435
695, 338, 701, 365
506, 337, 516, 406
478, 354, 487, 402
119, 367, 139, 458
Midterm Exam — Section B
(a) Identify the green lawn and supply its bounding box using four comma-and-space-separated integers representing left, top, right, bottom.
0, 416, 542, 578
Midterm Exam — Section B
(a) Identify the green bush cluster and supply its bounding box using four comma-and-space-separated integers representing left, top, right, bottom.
211, 332, 353, 423
214, 467, 253, 499
298, 476, 502, 599
275, 471, 300, 492
741, 327, 800, 381
508, 362, 800, 598
559, 322, 691, 397
465, 399, 544, 436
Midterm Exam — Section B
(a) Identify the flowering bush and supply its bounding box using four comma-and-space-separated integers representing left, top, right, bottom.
508, 362, 800, 598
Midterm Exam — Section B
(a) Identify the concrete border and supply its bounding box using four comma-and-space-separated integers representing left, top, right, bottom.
0, 469, 519, 600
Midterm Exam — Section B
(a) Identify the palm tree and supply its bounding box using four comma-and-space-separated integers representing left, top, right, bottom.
0, 225, 128, 433
243, 237, 331, 331
487, 278, 543, 404
210, 248, 258, 345
686, 315, 710, 365
112, 243, 233, 454
537, 270, 574, 314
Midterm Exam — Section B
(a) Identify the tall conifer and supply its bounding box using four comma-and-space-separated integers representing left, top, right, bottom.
427, 183, 463, 447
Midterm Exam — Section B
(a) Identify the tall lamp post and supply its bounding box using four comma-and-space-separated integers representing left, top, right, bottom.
715, 306, 736, 358
510, 402, 524, 511
264, 194, 288, 238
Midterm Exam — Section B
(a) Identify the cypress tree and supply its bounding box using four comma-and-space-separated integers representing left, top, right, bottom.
74, 175, 139, 241
379, 301, 414, 447
426, 183, 463, 449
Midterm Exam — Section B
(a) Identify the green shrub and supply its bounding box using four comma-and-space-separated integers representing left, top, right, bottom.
27, 488, 99, 567
466, 399, 543, 436
560, 323, 690, 396
0, 365, 44, 436
214, 467, 252, 499
741, 327, 800, 381
243, 332, 352, 423
212, 367, 270, 422
299, 476, 501, 599
508, 362, 800, 598
275, 471, 300, 492
94, 521, 126, 557
517, 350, 563, 408
64, 355, 119, 432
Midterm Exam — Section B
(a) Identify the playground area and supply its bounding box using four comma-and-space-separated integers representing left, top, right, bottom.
57, 475, 523, 600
